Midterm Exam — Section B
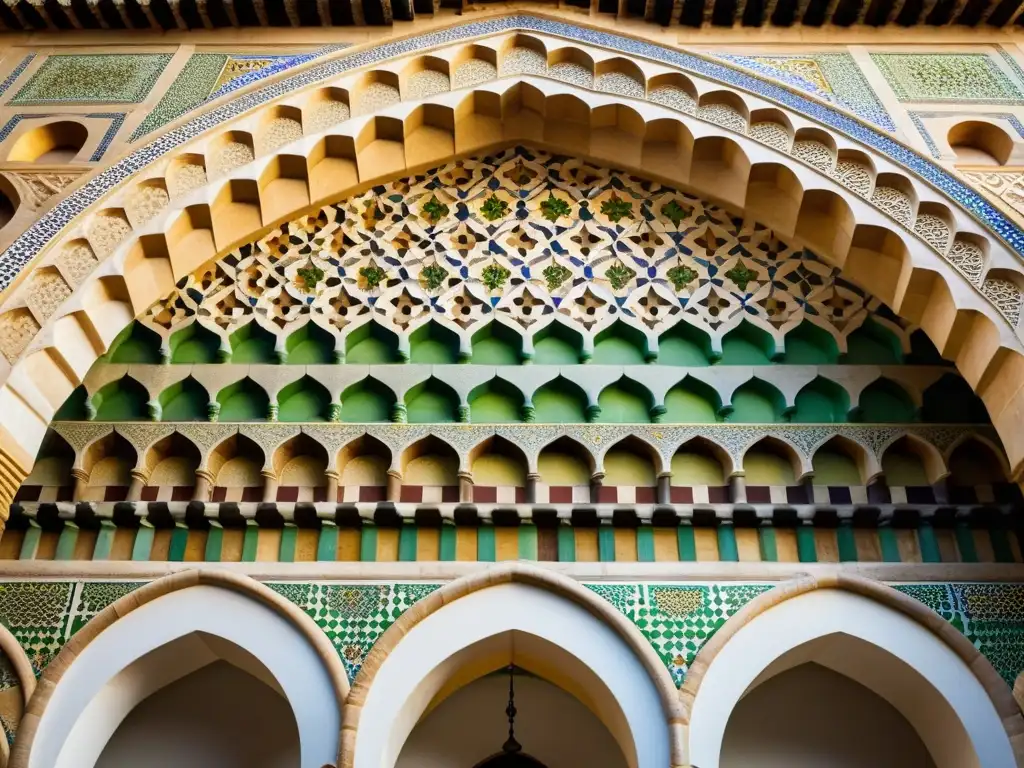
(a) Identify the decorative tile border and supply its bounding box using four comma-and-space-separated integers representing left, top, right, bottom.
0, 55, 34, 101
712, 52, 895, 132
909, 110, 1024, 160
0, 113, 126, 163
4, 17, 1024, 292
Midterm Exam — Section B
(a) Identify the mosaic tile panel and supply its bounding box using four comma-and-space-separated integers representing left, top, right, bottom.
10, 54, 172, 105
267, 582, 442, 680
0, 582, 74, 676
714, 52, 895, 131
0, 54, 34, 100
871, 53, 1024, 104
4, 19, 1024, 295
130, 54, 228, 142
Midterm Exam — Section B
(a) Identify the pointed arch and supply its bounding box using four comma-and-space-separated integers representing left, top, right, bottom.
683, 573, 1022, 768
346, 321, 401, 364
406, 377, 461, 423
727, 378, 786, 423
92, 376, 150, 422
337, 434, 392, 503
169, 322, 221, 364
285, 321, 336, 364
217, 377, 271, 422
857, 378, 916, 423
532, 321, 584, 365
670, 437, 731, 504
106, 321, 162, 364
663, 375, 721, 423
81, 432, 137, 502
537, 436, 595, 504
596, 377, 653, 423
469, 378, 525, 423
229, 320, 278, 363
143, 432, 201, 501
208, 432, 265, 503
742, 436, 802, 495
811, 435, 872, 487
11, 571, 347, 768
400, 435, 459, 502
720, 320, 775, 365
341, 377, 396, 423
592, 320, 649, 365
469, 435, 528, 504
278, 375, 333, 422
158, 376, 210, 422
273, 433, 329, 501
410, 320, 460, 364
922, 374, 991, 424
791, 376, 850, 423
532, 376, 588, 423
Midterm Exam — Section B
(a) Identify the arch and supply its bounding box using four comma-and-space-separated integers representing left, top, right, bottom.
53, 386, 90, 422
791, 376, 850, 423
742, 437, 800, 485
106, 322, 162, 364
470, 378, 525, 423
7, 120, 88, 163
532, 376, 588, 423
338, 435, 391, 502
471, 322, 523, 365
601, 437, 660, 503
80, 432, 136, 502
727, 378, 786, 423
168, 322, 220, 364
341, 377, 396, 423
857, 378, 916, 423
278, 375, 333, 422
12, 570, 347, 768
537, 436, 595, 502
347, 322, 401, 364
657, 323, 712, 366
682, 574, 1022, 768
273, 434, 329, 501
784, 320, 839, 364
592, 321, 649, 365
922, 374, 991, 424
209, 433, 265, 502
469, 436, 528, 503
286, 321, 336, 364
229, 320, 278, 364
344, 562, 681, 768
811, 436, 869, 485
947, 438, 1008, 489
158, 376, 210, 422
217, 377, 270, 422
881, 435, 945, 487
596, 378, 653, 423
144, 432, 201, 498
401, 435, 459, 496
663, 376, 720, 422
532, 322, 583, 365
92, 376, 150, 422
410, 320, 460, 364
720, 321, 775, 365
671, 437, 729, 495
845, 318, 902, 365
948, 120, 1013, 166
406, 377, 461, 423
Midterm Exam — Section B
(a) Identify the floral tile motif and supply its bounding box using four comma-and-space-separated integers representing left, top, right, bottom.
267, 582, 442, 680
870, 53, 1024, 104
714, 52, 895, 131
10, 54, 172, 105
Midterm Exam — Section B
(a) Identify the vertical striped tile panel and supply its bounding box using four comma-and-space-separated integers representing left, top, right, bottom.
694, 528, 718, 561
455, 527, 477, 561
614, 528, 637, 562
813, 529, 839, 563
735, 528, 760, 562
221, 528, 244, 561
774, 529, 799, 561
376, 528, 400, 561
653, 528, 677, 561
574, 529, 598, 562
255, 529, 279, 562
295, 528, 318, 561
495, 528, 519, 561
336, 527, 360, 561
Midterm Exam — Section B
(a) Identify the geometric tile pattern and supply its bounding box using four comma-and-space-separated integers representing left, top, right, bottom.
714, 53, 895, 131
9, 54, 172, 105
0, 579, 1017, 698
142, 147, 891, 350
129, 54, 228, 142
870, 53, 1024, 104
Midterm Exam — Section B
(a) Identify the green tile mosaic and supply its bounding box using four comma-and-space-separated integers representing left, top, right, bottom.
10, 54, 172, 106
870, 53, 1024, 104
130, 53, 228, 141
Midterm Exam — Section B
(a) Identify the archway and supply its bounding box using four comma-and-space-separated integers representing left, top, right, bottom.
346, 564, 679, 768
685, 577, 1019, 768
17, 572, 346, 768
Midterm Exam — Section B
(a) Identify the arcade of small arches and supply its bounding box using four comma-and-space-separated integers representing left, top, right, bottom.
0, 567, 1020, 768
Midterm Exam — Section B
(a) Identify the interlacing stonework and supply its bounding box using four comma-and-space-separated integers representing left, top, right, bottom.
0, 579, 1020, 706
137, 147, 902, 352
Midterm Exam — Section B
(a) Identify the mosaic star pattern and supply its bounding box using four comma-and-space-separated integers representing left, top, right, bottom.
142, 147, 891, 350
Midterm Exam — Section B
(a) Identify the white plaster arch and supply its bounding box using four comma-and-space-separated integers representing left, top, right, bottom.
352, 582, 670, 768
30, 584, 340, 768
687, 588, 1015, 768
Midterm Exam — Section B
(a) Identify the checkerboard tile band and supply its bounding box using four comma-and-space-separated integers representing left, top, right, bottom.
277, 486, 330, 503
13, 485, 73, 503
811, 485, 869, 504
534, 484, 591, 504
211, 486, 263, 503
472, 486, 526, 504
669, 486, 730, 504
949, 483, 1024, 504
746, 485, 809, 504
399, 485, 460, 503
885, 486, 937, 504
340, 485, 387, 503
141, 485, 194, 502
597, 486, 658, 504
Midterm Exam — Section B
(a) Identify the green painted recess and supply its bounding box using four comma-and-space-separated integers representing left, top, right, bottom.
533, 378, 588, 423
845, 319, 901, 365
470, 379, 523, 423
347, 323, 401, 364
857, 378, 915, 423
791, 377, 849, 423
533, 323, 582, 364
471, 323, 522, 364
720, 322, 774, 365
230, 322, 278, 364
922, 374, 990, 424
286, 323, 335, 364
170, 323, 220, 364
597, 379, 651, 423
592, 321, 647, 365
107, 322, 162, 364
658, 325, 711, 366
406, 378, 460, 422
784, 321, 838, 364
727, 379, 784, 423
410, 322, 460, 364
218, 378, 270, 421
812, 448, 860, 484
664, 378, 720, 422
93, 376, 150, 421
54, 386, 90, 421
278, 376, 331, 422
159, 377, 209, 421
341, 378, 395, 422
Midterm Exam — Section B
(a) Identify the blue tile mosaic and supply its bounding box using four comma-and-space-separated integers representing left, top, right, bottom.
2, 17, 1024, 293
0, 54, 34, 101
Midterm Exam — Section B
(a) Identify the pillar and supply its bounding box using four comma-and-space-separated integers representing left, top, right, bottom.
657, 472, 672, 505
590, 471, 605, 504
127, 469, 149, 502
386, 469, 402, 502
193, 469, 215, 502
71, 467, 90, 502
729, 474, 747, 504
325, 470, 340, 503
526, 473, 542, 504
261, 470, 279, 504
458, 471, 473, 503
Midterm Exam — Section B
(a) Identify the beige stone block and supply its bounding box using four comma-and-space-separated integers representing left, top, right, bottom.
150, 529, 172, 561
455, 526, 477, 561
495, 527, 519, 561
694, 528, 718, 561
184, 529, 208, 562
109, 528, 135, 561
295, 528, 318, 562
614, 528, 637, 562
221, 528, 244, 562
72, 529, 97, 560
854, 529, 882, 561
337, 528, 360, 561
774, 529, 798, 561
35, 531, 57, 561
935, 528, 960, 563
973, 529, 996, 563
813, 529, 838, 562
416, 527, 439, 561
735, 528, 760, 562
574, 528, 598, 562
653, 527, 678, 562
255, 528, 281, 562
376, 528, 399, 561
895, 529, 922, 563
